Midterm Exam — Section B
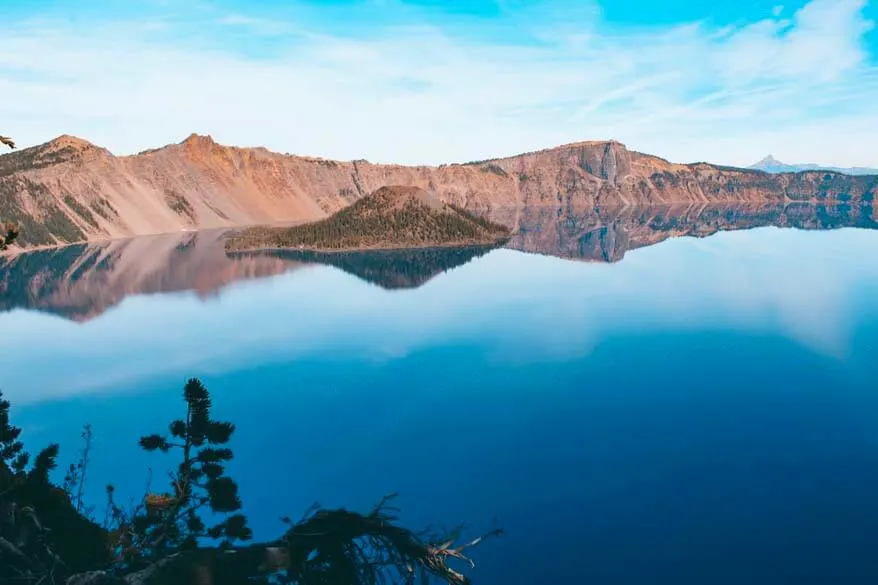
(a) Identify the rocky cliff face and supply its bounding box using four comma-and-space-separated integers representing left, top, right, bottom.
2, 134, 877, 249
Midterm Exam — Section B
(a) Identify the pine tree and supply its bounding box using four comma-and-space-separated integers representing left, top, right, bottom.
1, 390, 59, 488
0, 390, 78, 583
115, 378, 251, 564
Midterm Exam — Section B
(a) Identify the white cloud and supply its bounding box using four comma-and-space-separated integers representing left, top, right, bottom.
215, 13, 296, 36
0, 0, 875, 167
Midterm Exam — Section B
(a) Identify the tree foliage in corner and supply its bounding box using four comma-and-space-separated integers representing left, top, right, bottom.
2, 379, 500, 585
1, 391, 108, 583
1, 392, 60, 492
0, 388, 65, 582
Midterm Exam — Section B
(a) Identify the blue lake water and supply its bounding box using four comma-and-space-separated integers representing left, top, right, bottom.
2, 208, 878, 584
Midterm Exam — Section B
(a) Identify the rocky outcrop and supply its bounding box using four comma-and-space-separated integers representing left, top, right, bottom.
1, 134, 877, 250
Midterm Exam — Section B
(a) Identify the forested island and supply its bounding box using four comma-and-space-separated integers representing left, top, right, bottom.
224, 186, 511, 253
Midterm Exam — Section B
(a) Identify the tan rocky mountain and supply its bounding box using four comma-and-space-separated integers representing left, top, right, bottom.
1, 133, 877, 250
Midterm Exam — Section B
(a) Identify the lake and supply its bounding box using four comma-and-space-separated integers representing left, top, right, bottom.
2, 204, 878, 584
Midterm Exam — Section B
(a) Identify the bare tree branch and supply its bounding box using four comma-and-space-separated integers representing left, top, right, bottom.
281, 494, 504, 585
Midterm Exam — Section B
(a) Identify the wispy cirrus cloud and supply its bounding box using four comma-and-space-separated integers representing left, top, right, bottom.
215, 13, 297, 36
0, 0, 875, 167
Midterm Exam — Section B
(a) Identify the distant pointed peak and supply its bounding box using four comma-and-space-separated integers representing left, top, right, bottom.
748, 154, 792, 171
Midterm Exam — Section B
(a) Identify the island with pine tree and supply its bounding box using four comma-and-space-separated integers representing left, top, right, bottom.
223, 185, 511, 253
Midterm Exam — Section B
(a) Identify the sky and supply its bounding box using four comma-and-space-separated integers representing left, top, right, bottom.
1, 0, 877, 167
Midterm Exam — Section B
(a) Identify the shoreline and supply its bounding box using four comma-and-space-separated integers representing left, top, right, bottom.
224, 236, 512, 256
3, 199, 875, 258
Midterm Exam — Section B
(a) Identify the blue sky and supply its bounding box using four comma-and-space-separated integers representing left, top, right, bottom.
2, 0, 877, 166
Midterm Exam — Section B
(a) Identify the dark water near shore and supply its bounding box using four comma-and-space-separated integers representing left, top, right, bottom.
2, 204, 878, 584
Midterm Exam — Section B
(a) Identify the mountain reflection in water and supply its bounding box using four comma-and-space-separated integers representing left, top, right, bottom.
1, 203, 876, 321
231, 245, 499, 290
491, 202, 878, 263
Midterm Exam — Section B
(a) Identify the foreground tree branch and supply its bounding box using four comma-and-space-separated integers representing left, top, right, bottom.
65, 501, 501, 585
280, 495, 503, 585
4, 381, 500, 585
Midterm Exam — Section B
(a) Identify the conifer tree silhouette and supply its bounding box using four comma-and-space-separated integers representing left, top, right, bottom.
2, 391, 108, 582
1, 390, 59, 489
4, 381, 498, 585
117, 378, 251, 564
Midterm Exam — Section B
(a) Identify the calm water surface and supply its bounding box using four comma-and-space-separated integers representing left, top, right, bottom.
2, 207, 878, 584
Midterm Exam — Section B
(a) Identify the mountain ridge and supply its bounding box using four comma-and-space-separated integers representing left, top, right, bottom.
749, 154, 878, 176
2, 133, 877, 251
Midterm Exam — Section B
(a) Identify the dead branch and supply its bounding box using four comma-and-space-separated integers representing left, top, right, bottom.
65, 555, 180, 585
0, 503, 66, 585
281, 495, 503, 585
